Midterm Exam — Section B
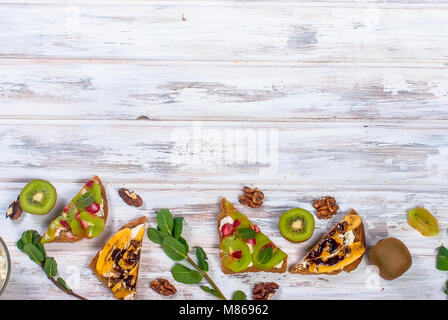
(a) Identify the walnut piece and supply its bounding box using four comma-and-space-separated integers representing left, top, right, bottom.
313, 196, 339, 219
150, 278, 177, 296
6, 196, 23, 220
253, 282, 279, 300
118, 188, 143, 207
239, 186, 264, 208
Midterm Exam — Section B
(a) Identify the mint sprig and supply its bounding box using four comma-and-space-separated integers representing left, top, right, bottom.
437, 246, 448, 271
147, 209, 246, 300
17, 230, 87, 300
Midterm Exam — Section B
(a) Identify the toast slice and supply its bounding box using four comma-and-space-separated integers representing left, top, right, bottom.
218, 198, 287, 274
41, 176, 108, 244
89, 216, 146, 300
290, 209, 366, 275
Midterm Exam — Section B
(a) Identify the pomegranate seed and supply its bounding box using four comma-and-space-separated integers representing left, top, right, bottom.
86, 202, 100, 214
253, 225, 260, 233
231, 250, 242, 259
63, 206, 70, 213
248, 238, 256, 246
86, 180, 95, 188
233, 219, 240, 228
60, 220, 70, 230
75, 211, 81, 220
221, 223, 234, 237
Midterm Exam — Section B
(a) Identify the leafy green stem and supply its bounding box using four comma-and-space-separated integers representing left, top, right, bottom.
185, 254, 226, 300
40, 263, 88, 300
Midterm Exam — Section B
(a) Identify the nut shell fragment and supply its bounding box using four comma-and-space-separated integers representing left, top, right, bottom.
6, 196, 23, 220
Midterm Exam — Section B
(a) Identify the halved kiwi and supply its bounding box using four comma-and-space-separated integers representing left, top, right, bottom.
19, 180, 57, 215
279, 208, 315, 243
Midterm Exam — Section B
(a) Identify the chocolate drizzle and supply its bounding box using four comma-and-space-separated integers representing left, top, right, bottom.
306, 237, 341, 260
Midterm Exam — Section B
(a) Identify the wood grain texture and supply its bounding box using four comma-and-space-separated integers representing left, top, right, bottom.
1, 3, 448, 62
1, 60, 448, 121
0, 0, 447, 300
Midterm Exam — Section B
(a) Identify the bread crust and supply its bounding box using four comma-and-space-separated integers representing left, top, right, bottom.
218, 198, 287, 274
89, 216, 146, 300
52, 175, 108, 243
290, 209, 366, 275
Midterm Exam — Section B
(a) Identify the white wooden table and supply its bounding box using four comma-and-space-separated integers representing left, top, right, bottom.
0, 0, 447, 300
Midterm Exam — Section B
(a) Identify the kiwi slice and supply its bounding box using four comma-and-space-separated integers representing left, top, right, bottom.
89, 181, 102, 204
279, 208, 315, 243
19, 180, 57, 215
408, 207, 439, 237
220, 237, 251, 272
79, 211, 105, 238
252, 233, 287, 270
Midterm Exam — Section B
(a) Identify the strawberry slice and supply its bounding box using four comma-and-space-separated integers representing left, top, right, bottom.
221, 223, 233, 237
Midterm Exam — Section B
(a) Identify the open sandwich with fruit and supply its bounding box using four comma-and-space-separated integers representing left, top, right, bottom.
290, 210, 365, 275
90, 217, 146, 300
218, 198, 288, 274
41, 176, 108, 244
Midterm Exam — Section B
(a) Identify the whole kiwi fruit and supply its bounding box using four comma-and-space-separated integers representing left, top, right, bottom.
369, 237, 412, 280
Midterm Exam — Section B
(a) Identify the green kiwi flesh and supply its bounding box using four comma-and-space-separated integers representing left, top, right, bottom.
279, 208, 315, 243
19, 180, 57, 215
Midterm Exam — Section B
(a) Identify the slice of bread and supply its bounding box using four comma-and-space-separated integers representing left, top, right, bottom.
290, 209, 366, 275
89, 216, 146, 300
52, 175, 108, 243
218, 198, 287, 274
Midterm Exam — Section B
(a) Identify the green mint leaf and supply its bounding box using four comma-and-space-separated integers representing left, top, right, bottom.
236, 228, 256, 239
17, 239, 24, 251
56, 277, 72, 292
198, 260, 209, 272
21, 230, 34, 246
437, 246, 448, 271
156, 209, 174, 234
44, 257, 58, 277
258, 246, 273, 264
200, 285, 224, 300
196, 247, 209, 272
162, 236, 186, 261
147, 228, 168, 245
232, 290, 247, 300
23, 243, 45, 264
178, 237, 189, 253
171, 264, 203, 284
172, 217, 184, 239
77, 192, 94, 209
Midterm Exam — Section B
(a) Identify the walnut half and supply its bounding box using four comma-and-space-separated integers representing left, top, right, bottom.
150, 278, 177, 296
239, 186, 264, 208
253, 282, 279, 300
313, 196, 339, 219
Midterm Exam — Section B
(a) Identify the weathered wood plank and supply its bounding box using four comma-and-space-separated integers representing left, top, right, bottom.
0, 3, 448, 62
0, 183, 446, 299
1, 60, 448, 121
0, 120, 447, 187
